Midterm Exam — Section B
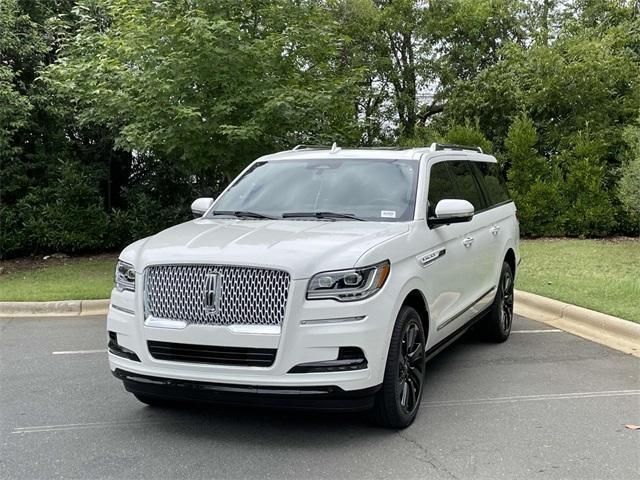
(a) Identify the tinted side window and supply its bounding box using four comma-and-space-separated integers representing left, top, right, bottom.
448, 161, 486, 211
427, 162, 458, 216
474, 161, 510, 206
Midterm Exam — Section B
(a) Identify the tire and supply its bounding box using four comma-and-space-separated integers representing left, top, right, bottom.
133, 393, 178, 408
373, 306, 427, 429
483, 261, 514, 343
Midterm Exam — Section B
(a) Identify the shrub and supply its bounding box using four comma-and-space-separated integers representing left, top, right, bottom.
17, 160, 110, 253
619, 124, 640, 230
619, 157, 640, 216
504, 114, 546, 195
503, 115, 620, 237
560, 157, 616, 237
514, 171, 568, 237
504, 114, 561, 236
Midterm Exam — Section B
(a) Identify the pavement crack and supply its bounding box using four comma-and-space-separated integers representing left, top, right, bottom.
396, 430, 459, 479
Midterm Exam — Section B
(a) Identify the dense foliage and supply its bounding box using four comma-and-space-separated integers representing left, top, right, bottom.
1, 0, 639, 258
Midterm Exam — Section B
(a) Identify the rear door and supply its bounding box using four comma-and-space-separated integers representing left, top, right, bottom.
471, 161, 513, 284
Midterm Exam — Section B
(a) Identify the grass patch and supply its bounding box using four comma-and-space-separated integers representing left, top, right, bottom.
0, 255, 117, 301
516, 238, 640, 323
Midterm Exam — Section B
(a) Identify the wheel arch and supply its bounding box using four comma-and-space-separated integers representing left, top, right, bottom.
383, 279, 433, 369
401, 289, 430, 342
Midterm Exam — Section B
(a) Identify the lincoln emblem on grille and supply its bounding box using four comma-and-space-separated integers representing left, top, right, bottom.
203, 272, 222, 314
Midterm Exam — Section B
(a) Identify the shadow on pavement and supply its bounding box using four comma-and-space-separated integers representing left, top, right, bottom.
107, 329, 488, 441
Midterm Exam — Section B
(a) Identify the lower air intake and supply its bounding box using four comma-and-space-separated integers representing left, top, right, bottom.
147, 340, 276, 367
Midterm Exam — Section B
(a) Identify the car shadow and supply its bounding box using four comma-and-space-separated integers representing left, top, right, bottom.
110, 330, 489, 440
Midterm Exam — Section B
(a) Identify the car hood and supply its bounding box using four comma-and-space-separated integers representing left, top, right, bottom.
124, 219, 409, 279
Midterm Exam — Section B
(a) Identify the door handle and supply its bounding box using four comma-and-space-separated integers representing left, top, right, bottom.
462, 236, 474, 247
490, 225, 501, 236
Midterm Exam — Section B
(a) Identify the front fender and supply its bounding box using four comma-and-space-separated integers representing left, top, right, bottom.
379, 276, 433, 369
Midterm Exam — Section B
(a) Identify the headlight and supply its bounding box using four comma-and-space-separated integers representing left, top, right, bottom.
307, 260, 390, 301
115, 261, 136, 292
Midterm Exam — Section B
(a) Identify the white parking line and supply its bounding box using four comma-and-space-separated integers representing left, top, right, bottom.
12, 390, 640, 434
52, 349, 107, 355
421, 390, 640, 407
511, 329, 562, 333
12, 419, 178, 434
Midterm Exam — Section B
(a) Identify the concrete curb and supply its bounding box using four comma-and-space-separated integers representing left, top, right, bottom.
514, 290, 640, 357
0, 299, 110, 317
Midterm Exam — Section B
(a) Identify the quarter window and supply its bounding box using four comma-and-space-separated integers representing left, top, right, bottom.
474, 162, 510, 206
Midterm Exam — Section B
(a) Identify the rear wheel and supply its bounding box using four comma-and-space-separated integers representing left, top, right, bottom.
373, 306, 426, 428
483, 261, 514, 342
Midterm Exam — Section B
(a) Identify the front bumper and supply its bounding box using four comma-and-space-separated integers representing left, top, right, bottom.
108, 277, 396, 392
114, 368, 380, 411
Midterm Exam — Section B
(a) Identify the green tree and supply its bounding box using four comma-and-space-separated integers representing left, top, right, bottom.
47, 0, 366, 180
505, 114, 545, 196
559, 133, 616, 236
441, 1, 640, 236
1, 0, 130, 258
3, 0, 640, 259
0, 0, 45, 185
416, 0, 527, 130
504, 114, 566, 236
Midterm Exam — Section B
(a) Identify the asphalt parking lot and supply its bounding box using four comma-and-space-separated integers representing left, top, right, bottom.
1, 314, 638, 480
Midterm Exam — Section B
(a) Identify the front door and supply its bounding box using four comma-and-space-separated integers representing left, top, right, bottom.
420, 159, 477, 334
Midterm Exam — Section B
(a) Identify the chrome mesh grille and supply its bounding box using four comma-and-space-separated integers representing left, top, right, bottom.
144, 265, 290, 326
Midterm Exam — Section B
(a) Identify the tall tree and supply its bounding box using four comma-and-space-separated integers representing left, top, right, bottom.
1, 0, 129, 257
48, 0, 366, 180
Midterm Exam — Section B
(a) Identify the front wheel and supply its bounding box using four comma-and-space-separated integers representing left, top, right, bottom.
373, 306, 426, 428
483, 261, 514, 342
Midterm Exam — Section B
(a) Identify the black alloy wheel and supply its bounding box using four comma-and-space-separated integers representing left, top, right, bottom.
499, 266, 514, 334
484, 261, 514, 343
374, 306, 426, 428
397, 321, 425, 414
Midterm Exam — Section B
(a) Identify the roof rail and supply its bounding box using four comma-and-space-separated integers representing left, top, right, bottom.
292, 144, 332, 151
290, 143, 484, 154
429, 143, 483, 154
364, 146, 407, 150
293, 144, 408, 151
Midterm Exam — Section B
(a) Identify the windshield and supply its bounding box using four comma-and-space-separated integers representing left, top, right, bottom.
210, 158, 418, 222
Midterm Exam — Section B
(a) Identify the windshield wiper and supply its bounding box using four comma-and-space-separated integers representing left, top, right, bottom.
210, 210, 275, 219
281, 211, 365, 221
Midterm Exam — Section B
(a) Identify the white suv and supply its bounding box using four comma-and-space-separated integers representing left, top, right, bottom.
108, 143, 519, 428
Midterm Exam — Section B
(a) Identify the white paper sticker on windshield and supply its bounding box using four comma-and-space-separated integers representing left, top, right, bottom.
381, 210, 396, 218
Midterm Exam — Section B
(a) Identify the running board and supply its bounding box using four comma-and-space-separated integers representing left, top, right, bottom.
425, 307, 490, 362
